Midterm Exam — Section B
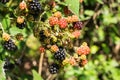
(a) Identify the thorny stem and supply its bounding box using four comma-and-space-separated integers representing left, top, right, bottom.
38, 52, 44, 75
0, 23, 5, 33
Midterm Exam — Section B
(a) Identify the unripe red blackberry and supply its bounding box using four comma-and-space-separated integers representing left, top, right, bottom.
28, 0, 42, 15
49, 17, 58, 26
39, 46, 45, 53
58, 18, 67, 29
54, 47, 66, 61
49, 63, 59, 74
73, 21, 83, 30
76, 42, 90, 55
3, 39, 17, 51
0, 0, 9, 4
19, 1, 27, 10
72, 30, 81, 38
69, 57, 77, 66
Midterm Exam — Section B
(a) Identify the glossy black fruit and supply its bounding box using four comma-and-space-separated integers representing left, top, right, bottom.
3, 39, 17, 51
28, 0, 42, 15
54, 47, 66, 61
49, 63, 59, 74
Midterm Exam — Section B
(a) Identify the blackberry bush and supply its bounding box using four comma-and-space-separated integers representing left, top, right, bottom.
0, 0, 92, 80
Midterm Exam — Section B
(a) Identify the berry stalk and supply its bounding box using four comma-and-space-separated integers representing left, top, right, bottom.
38, 52, 44, 75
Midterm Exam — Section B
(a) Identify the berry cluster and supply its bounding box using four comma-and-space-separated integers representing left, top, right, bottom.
49, 11, 67, 29
2, 32, 17, 51
48, 46, 66, 74
0, 0, 91, 77
15, 0, 42, 29
48, 42, 90, 74
35, 11, 89, 74
61, 42, 90, 67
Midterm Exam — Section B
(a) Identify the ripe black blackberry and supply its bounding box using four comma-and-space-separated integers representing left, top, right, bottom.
39, 30, 46, 41
28, 0, 42, 15
54, 47, 66, 61
3, 59, 15, 71
16, 21, 26, 29
49, 63, 59, 74
0, 0, 9, 4
3, 39, 17, 51
73, 21, 83, 30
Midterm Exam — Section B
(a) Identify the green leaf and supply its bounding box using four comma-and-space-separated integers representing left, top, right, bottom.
32, 70, 43, 80
97, 27, 105, 41
84, 10, 94, 16
96, 0, 103, 4
2, 15, 10, 30
65, 0, 80, 17
9, 26, 27, 37
0, 60, 6, 80
102, 43, 110, 54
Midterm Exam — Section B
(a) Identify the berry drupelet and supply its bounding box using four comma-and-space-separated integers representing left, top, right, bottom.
54, 47, 66, 61
0, 0, 9, 4
28, 0, 42, 15
73, 21, 83, 30
49, 63, 59, 74
3, 39, 17, 51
